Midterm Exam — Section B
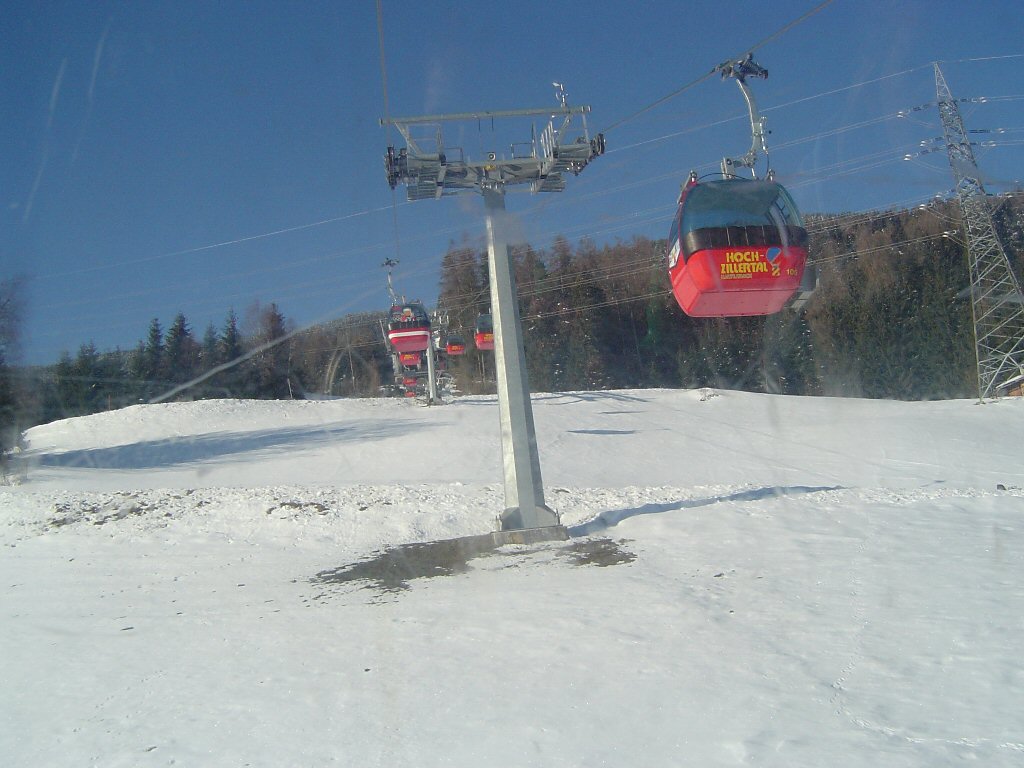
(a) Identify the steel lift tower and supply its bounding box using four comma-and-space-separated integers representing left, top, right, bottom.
934, 63, 1024, 398
383, 88, 604, 532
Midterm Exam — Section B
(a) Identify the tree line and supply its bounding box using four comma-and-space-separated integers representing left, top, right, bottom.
3, 193, 1022, 446
1, 277, 24, 467
8, 301, 392, 433
433, 194, 1021, 400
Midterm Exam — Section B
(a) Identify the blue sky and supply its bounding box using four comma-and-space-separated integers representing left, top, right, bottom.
3, 0, 1022, 365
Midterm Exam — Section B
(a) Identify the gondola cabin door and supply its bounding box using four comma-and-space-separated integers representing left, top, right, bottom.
668, 178, 808, 317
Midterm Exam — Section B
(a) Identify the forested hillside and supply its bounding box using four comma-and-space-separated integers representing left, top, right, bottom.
436, 194, 1022, 400
7, 194, 1023, 432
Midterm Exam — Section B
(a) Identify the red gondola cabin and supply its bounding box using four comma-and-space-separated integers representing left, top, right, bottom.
445, 334, 466, 356
667, 178, 808, 317
398, 351, 421, 368
474, 314, 494, 351
387, 303, 431, 353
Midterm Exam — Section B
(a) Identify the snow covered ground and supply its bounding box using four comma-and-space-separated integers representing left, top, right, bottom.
2, 389, 1023, 766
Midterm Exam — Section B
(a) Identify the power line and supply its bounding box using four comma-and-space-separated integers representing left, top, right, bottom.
39, 195, 999, 360
32, 206, 398, 281
32, 69, 1024, 349
31, 69, 1017, 296
601, 0, 836, 133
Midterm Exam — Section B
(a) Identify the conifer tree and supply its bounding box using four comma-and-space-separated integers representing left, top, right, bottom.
164, 312, 198, 386
68, 342, 101, 414
201, 322, 218, 371
216, 309, 245, 397
141, 318, 164, 387
0, 344, 14, 460
0, 278, 23, 457
219, 309, 243, 364
250, 303, 294, 399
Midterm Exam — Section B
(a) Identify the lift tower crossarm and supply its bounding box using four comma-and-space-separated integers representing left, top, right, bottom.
383, 100, 604, 201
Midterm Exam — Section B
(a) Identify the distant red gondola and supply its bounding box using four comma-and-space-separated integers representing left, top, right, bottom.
445, 334, 466, 356
387, 302, 431, 353
398, 351, 421, 368
474, 313, 494, 351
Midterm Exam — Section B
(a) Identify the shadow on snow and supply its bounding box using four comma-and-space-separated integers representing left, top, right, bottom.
25, 419, 423, 471
568, 485, 843, 537
311, 485, 840, 598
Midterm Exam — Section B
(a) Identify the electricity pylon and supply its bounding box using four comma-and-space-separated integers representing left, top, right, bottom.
934, 63, 1024, 398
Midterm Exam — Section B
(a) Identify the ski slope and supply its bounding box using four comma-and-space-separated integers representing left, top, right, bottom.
2, 389, 1023, 766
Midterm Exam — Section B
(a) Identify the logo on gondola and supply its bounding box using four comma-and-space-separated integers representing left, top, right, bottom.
766, 247, 782, 276
668, 240, 681, 269
720, 250, 769, 278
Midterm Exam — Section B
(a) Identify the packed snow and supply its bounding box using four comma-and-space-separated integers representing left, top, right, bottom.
2, 388, 1023, 767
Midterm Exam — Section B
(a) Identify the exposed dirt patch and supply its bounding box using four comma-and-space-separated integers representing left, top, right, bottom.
557, 538, 636, 567
311, 535, 636, 599
47, 493, 163, 529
